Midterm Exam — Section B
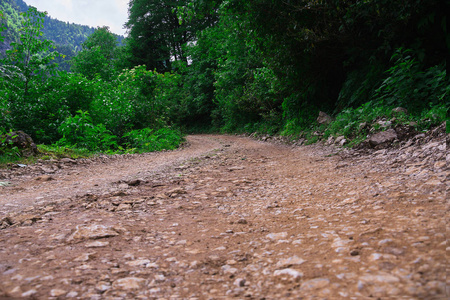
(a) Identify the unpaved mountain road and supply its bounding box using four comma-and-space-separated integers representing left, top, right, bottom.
0, 134, 447, 299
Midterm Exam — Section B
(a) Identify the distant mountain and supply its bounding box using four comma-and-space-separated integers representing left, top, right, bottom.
0, 0, 124, 71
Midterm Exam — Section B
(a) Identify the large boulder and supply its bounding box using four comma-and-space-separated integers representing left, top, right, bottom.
368, 129, 398, 148
1, 131, 38, 156
316, 111, 333, 125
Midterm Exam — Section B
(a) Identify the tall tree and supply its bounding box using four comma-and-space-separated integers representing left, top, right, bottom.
125, 0, 201, 72
1, 6, 63, 140
71, 26, 118, 80
3, 6, 59, 97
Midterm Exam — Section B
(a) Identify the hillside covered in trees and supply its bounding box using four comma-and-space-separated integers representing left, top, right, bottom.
0, 0, 448, 160
0, 0, 123, 71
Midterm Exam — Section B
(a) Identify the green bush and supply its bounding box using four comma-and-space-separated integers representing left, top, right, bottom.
323, 102, 384, 142
336, 63, 384, 111
419, 103, 448, 131
0, 129, 21, 160
56, 110, 118, 152
89, 66, 176, 137
322, 101, 447, 146
123, 127, 183, 153
281, 101, 319, 136
374, 48, 448, 114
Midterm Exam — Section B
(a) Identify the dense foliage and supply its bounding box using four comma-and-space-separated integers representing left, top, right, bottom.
175, 0, 448, 134
0, 6, 183, 157
0, 0, 124, 71
0, 0, 448, 162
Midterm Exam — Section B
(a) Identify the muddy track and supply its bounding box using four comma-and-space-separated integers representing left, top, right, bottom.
0, 134, 447, 299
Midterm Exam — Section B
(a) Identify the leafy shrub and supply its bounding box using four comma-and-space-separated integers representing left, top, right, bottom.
322, 101, 446, 146
374, 48, 448, 114
336, 63, 384, 111
37, 144, 92, 160
419, 103, 448, 131
56, 110, 118, 151
0, 129, 21, 159
0, 89, 13, 131
123, 127, 183, 153
89, 79, 135, 137
89, 66, 174, 137
281, 100, 319, 136
330, 102, 391, 135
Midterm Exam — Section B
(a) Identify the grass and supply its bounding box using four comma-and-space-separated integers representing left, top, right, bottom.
284, 102, 448, 148
0, 128, 186, 168
0, 145, 94, 168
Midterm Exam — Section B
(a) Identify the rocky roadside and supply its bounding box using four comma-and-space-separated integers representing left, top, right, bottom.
0, 131, 447, 299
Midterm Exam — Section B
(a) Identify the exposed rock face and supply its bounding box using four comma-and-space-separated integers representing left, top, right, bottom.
317, 111, 333, 125
368, 129, 398, 148
1, 131, 38, 156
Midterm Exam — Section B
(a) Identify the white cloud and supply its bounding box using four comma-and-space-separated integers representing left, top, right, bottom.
25, 0, 129, 36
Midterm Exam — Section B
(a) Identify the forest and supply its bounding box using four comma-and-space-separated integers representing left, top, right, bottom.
0, 0, 124, 71
0, 0, 448, 161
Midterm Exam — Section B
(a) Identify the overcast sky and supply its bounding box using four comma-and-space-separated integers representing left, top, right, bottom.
25, 0, 129, 36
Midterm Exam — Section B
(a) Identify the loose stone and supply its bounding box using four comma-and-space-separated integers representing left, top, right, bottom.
113, 277, 146, 290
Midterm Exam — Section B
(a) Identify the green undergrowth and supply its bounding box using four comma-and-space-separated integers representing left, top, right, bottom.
324, 102, 446, 145
0, 144, 95, 168
280, 102, 447, 148
278, 49, 449, 146
123, 127, 184, 153
0, 127, 185, 168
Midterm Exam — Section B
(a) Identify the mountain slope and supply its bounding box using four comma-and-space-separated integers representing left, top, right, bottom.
0, 0, 124, 70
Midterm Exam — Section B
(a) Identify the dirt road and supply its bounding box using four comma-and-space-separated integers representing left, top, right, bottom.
0, 134, 447, 299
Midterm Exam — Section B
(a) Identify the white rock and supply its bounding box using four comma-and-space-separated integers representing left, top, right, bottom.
21, 289, 37, 297
369, 253, 383, 261
66, 291, 78, 297
331, 237, 352, 249
126, 259, 151, 267
50, 289, 66, 297
222, 265, 238, 275
273, 268, 303, 281
85, 241, 110, 248
166, 257, 177, 262
266, 232, 288, 240
149, 287, 161, 294
146, 263, 159, 269
276, 256, 306, 268
95, 282, 111, 292
234, 278, 246, 287
335, 136, 346, 146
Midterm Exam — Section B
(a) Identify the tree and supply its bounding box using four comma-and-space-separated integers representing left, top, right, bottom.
125, 0, 178, 71
0, 11, 6, 43
1, 6, 64, 141
125, 0, 209, 72
71, 26, 118, 80
4, 6, 59, 97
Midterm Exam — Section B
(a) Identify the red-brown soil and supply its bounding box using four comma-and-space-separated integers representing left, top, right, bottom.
0, 134, 447, 299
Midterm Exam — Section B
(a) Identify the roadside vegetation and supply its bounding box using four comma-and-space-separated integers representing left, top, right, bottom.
1, 0, 448, 166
